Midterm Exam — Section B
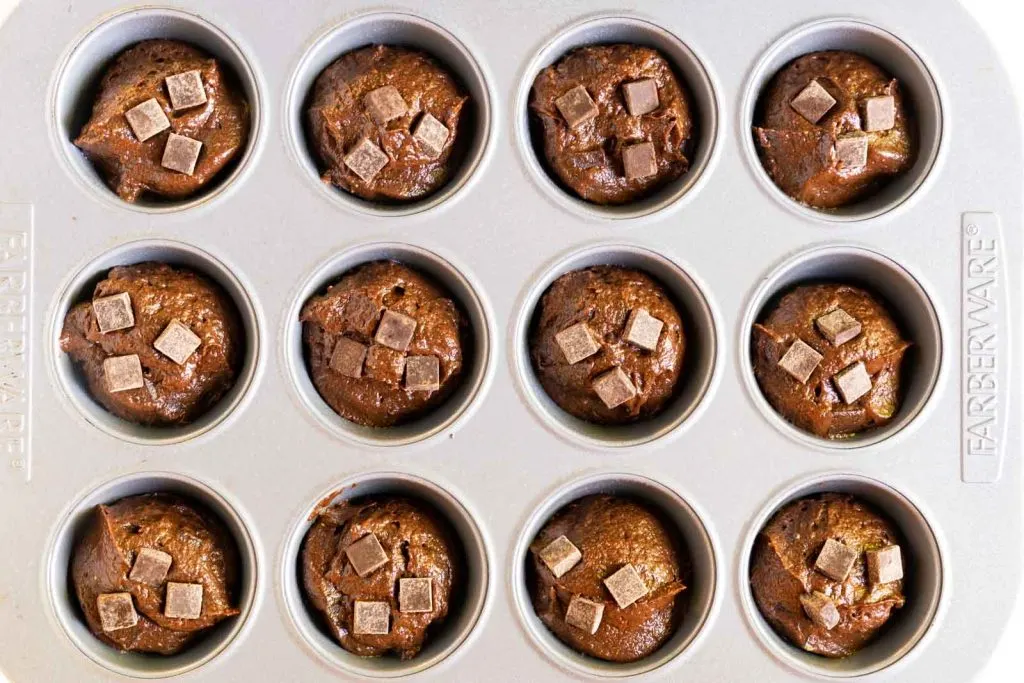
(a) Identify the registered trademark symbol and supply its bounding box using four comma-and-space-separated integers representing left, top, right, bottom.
966, 224, 979, 236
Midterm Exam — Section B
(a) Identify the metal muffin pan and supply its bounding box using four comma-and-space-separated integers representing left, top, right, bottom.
0, 0, 1018, 681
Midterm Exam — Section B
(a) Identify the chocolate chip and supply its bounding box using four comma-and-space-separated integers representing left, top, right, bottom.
867, 545, 903, 584
778, 339, 822, 383
164, 582, 203, 620
538, 535, 582, 578
603, 564, 648, 609
103, 354, 144, 393
834, 361, 872, 404
800, 591, 841, 630
622, 78, 659, 117
555, 84, 599, 128
97, 593, 138, 632
128, 547, 172, 586
374, 310, 417, 352
835, 133, 868, 171
863, 95, 896, 132
344, 138, 389, 182
554, 322, 600, 365
364, 85, 408, 125
592, 367, 637, 409
161, 133, 203, 175
814, 538, 858, 581
92, 292, 134, 333
404, 355, 440, 392
398, 578, 433, 613
790, 80, 836, 124
622, 141, 657, 180
815, 308, 862, 346
412, 113, 450, 158
165, 70, 207, 110
565, 595, 604, 634
153, 319, 201, 365
124, 98, 170, 141
345, 532, 389, 578
330, 337, 368, 379
353, 601, 390, 635
624, 308, 664, 351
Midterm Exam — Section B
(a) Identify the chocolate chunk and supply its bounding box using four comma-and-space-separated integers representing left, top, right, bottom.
622, 141, 657, 180
835, 133, 868, 171
92, 292, 134, 333
97, 593, 138, 632
538, 535, 582, 578
814, 538, 858, 581
161, 133, 203, 175
164, 582, 203, 620
364, 85, 408, 125
790, 80, 836, 124
344, 138, 389, 182
800, 591, 841, 630
374, 310, 417, 352
124, 98, 170, 141
345, 532, 389, 578
592, 367, 637, 409
353, 600, 390, 635
330, 337, 368, 379
153, 319, 201, 365
863, 95, 896, 132
778, 339, 822, 383
867, 545, 903, 584
622, 78, 660, 117
565, 595, 604, 634
555, 84, 599, 128
405, 355, 440, 392
399, 577, 433, 613
624, 308, 664, 351
128, 547, 172, 586
165, 70, 207, 110
412, 113, 450, 159
603, 563, 648, 609
815, 308, 862, 346
103, 354, 144, 393
835, 361, 872, 404
554, 322, 600, 365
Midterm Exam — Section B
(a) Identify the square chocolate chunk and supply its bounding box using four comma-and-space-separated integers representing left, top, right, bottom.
93, 292, 134, 333
800, 591, 841, 630
374, 310, 417, 352
331, 337, 368, 379
622, 78, 660, 117
538, 535, 582, 578
565, 596, 604, 634
867, 545, 904, 585
835, 133, 868, 171
554, 322, 600, 365
353, 601, 390, 635
624, 308, 664, 351
778, 339, 822, 383
863, 95, 896, 132
129, 547, 172, 586
405, 355, 440, 392
125, 98, 170, 141
104, 354, 144, 393
622, 141, 657, 180
790, 79, 836, 124
399, 577, 433, 613
412, 113, 450, 158
835, 361, 872, 404
592, 367, 637, 410
344, 138, 389, 182
165, 70, 207, 110
364, 85, 408, 125
815, 308, 862, 346
603, 564, 648, 609
164, 582, 203, 620
161, 133, 203, 175
555, 84, 599, 128
345, 532, 389, 578
815, 538, 858, 581
97, 593, 138, 632
153, 319, 201, 365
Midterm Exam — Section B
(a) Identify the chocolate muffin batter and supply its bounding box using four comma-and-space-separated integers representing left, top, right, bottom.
60, 262, 244, 426
307, 45, 469, 202
301, 496, 461, 659
530, 44, 695, 205
74, 39, 250, 203
531, 266, 685, 425
753, 51, 916, 209
71, 494, 241, 655
301, 260, 468, 428
750, 493, 906, 657
528, 495, 686, 662
752, 284, 910, 438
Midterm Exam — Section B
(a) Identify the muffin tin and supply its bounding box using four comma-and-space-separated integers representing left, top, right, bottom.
0, 0, 1019, 681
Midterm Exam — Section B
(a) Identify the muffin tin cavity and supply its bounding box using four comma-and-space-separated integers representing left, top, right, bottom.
516, 15, 719, 220
46, 472, 259, 679
740, 473, 944, 678
741, 245, 942, 450
51, 239, 262, 445
515, 243, 719, 449
285, 242, 494, 448
512, 472, 718, 678
50, 7, 263, 213
742, 18, 943, 222
281, 472, 490, 677
285, 11, 494, 217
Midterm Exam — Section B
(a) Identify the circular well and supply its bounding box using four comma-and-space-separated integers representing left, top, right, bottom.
51, 239, 262, 445
512, 472, 719, 678
46, 471, 259, 679
49, 6, 264, 213
742, 18, 944, 222
285, 11, 494, 217
281, 472, 491, 677
740, 473, 945, 678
